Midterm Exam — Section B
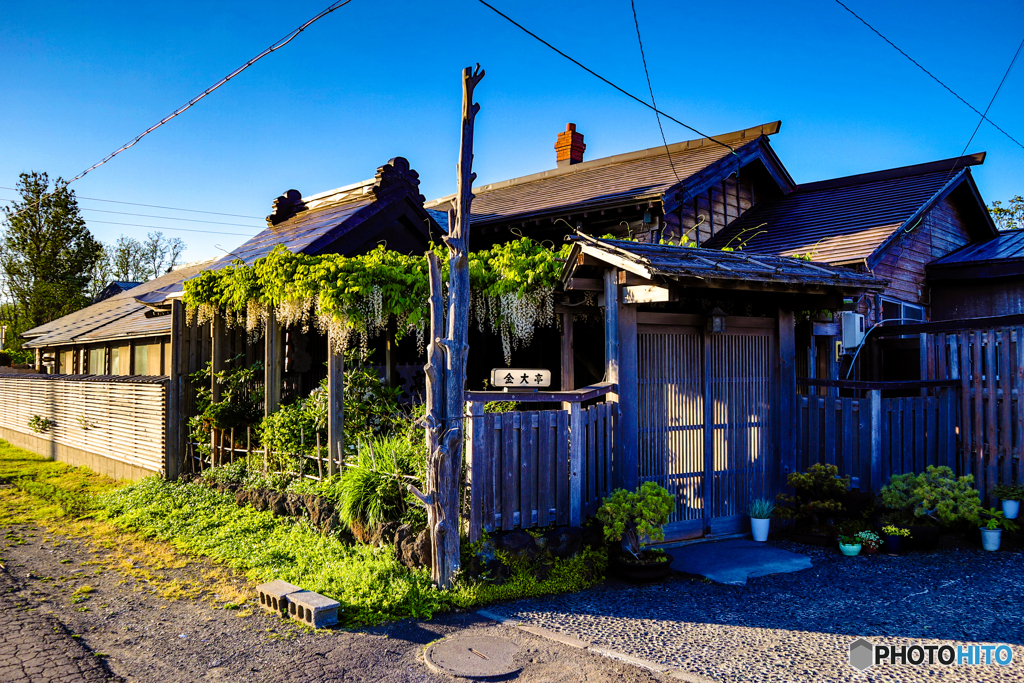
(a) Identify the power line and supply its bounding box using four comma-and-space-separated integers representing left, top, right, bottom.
629, 0, 680, 183
475, 0, 737, 155
834, 0, 1024, 152
0, 196, 262, 227
0, 186, 262, 219
945, 34, 1024, 185
4, 0, 355, 223
83, 219, 257, 237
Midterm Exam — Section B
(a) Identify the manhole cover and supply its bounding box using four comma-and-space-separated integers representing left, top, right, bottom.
425, 635, 520, 679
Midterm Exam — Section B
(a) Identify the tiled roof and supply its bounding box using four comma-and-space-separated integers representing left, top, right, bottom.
931, 229, 1024, 265
21, 261, 211, 348
425, 122, 782, 225
704, 155, 987, 265
562, 236, 886, 292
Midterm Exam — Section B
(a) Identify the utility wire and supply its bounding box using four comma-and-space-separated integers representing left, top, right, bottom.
944, 34, 1024, 186
0, 186, 262, 219
3, 0, 355, 223
0, 197, 262, 227
475, 0, 737, 155
629, 0, 680, 182
85, 219, 257, 237
834, 0, 1024, 151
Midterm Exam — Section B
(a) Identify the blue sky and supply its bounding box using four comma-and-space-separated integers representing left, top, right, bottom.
1, 0, 1022, 263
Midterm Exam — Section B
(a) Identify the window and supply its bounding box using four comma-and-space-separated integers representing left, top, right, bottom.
132, 345, 149, 376
110, 347, 121, 375
88, 348, 105, 375
879, 296, 925, 326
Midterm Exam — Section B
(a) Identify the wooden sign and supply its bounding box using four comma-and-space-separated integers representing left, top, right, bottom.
490, 368, 551, 388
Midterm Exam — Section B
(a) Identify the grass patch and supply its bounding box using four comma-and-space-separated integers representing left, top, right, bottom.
0, 439, 606, 628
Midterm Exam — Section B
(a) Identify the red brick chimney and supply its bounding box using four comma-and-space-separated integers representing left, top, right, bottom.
555, 123, 586, 167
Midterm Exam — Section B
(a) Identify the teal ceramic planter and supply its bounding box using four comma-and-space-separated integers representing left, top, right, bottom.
839, 543, 862, 557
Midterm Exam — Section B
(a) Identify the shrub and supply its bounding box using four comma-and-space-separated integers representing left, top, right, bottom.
993, 483, 1024, 502
881, 525, 912, 538
879, 466, 981, 528
775, 463, 850, 531
596, 482, 673, 558
338, 436, 423, 532
28, 415, 55, 433
0, 350, 10, 367
188, 356, 264, 457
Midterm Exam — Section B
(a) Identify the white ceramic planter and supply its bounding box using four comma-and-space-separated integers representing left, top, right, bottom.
981, 527, 1002, 552
1002, 499, 1020, 520
751, 517, 770, 542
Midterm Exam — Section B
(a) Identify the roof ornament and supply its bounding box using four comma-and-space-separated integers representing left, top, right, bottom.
372, 157, 425, 202
266, 189, 306, 226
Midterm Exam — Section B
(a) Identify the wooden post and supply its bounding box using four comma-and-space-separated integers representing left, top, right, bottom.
211, 313, 228, 403
569, 401, 584, 527
385, 321, 398, 389
869, 389, 883, 492
702, 326, 714, 535
560, 311, 574, 411
617, 298, 638, 491
604, 268, 620, 391
419, 65, 484, 590
165, 298, 184, 481
264, 309, 283, 416
777, 309, 797, 485
327, 338, 344, 476
467, 401, 485, 542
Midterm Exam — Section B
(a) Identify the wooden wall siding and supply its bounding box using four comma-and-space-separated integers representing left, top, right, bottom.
797, 391, 956, 490
637, 319, 773, 539
676, 175, 755, 245
872, 198, 972, 307
466, 404, 613, 542
931, 280, 1024, 321
921, 328, 1024, 503
0, 377, 166, 473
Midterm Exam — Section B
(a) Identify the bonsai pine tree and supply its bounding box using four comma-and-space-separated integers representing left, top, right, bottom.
597, 482, 673, 558
775, 463, 850, 532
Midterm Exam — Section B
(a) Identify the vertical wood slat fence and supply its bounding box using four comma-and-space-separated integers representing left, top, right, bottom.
796, 380, 956, 493
466, 389, 617, 543
186, 427, 339, 482
919, 327, 1024, 501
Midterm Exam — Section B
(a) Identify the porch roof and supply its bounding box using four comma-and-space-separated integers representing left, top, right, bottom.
560, 235, 886, 294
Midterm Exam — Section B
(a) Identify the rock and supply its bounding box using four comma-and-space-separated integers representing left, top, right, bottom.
543, 527, 583, 559
307, 497, 334, 528
412, 529, 432, 569
285, 493, 305, 517
249, 489, 271, 512
369, 521, 398, 547
496, 530, 540, 563
269, 493, 288, 517
394, 524, 419, 569
234, 490, 251, 507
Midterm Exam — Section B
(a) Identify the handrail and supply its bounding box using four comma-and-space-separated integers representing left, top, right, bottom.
465, 382, 616, 404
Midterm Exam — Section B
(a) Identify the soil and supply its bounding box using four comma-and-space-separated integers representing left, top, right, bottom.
0, 523, 663, 683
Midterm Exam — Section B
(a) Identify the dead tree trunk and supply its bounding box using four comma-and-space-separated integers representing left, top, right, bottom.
418, 65, 484, 590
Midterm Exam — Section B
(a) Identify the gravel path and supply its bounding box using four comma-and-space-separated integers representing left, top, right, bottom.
485, 540, 1024, 682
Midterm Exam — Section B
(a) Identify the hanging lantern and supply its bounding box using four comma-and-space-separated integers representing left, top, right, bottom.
707, 307, 727, 334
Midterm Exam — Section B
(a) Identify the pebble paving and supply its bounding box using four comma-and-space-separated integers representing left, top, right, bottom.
487, 541, 1024, 682
0, 567, 120, 683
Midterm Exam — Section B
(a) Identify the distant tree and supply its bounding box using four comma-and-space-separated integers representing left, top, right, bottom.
0, 172, 103, 344
104, 231, 186, 283
990, 195, 1024, 231
142, 231, 185, 278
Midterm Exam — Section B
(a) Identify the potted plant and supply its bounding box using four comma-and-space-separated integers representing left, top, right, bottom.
775, 463, 851, 544
992, 484, 1024, 520
978, 508, 1019, 551
881, 525, 912, 555
596, 481, 674, 582
748, 498, 775, 542
838, 534, 862, 556
856, 530, 882, 555
879, 466, 981, 551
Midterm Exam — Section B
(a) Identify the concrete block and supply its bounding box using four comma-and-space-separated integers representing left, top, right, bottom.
287, 590, 339, 628
256, 580, 301, 615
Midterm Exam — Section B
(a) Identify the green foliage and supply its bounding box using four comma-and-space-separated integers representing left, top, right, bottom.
993, 483, 1024, 501
0, 171, 104, 337
596, 482, 673, 557
979, 507, 1019, 531
747, 498, 775, 519
338, 437, 422, 530
775, 463, 850, 531
28, 415, 54, 434
856, 530, 881, 549
882, 525, 912, 538
341, 355, 406, 450
990, 195, 1024, 231
879, 466, 981, 527
182, 239, 570, 364
838, 535, 859, 546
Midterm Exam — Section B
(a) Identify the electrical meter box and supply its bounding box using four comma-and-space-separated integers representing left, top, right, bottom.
840, 311, 866, 350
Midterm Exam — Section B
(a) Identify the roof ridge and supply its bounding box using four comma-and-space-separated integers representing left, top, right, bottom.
796, 153, 985, 193
423, 121, 781, 208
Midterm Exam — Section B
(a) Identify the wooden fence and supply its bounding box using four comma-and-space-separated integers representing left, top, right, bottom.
0, 374, 166, 474
796, 380, 957, 492
465, 384, 618, 542
186, 426, 338, 481
918, 327, 1024, 499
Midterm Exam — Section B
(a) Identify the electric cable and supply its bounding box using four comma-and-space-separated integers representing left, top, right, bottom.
0, 186, 262, 219
0, 197, 262, 228
834, 0, 1024, 151
83, 219, 256, 237
475, 0, 737, 155
629, 0, 680, 183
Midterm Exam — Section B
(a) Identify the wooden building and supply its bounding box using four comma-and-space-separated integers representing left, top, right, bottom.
928, 229, 1024, 320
